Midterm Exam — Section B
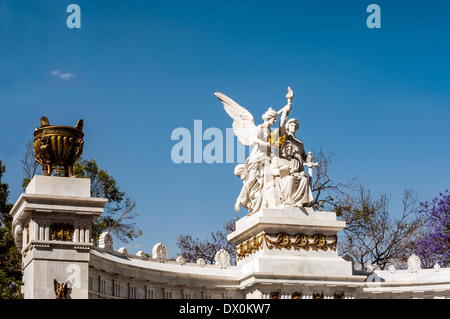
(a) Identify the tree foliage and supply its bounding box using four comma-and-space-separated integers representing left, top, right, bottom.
310, 148, 357, 211
177, 218, 237, 265
72, 158, 142, 244
175, 149, 429, 271
307, 150, 426, 270
336, 186, 425, 270
21, 140, 142, 245
21, 140, 42, 191
0, 159, 23, 299
415, 190, 450, 268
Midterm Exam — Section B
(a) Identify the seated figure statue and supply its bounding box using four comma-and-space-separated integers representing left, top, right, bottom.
271, 141, 314, 207
215, 87, 316, 214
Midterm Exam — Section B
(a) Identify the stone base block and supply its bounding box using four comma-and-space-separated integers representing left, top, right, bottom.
228, 206, 352, 278
239, 254, 352, 278
26, 175, 91, 197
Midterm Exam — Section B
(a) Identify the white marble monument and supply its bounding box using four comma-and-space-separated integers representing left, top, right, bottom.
216, 88, 354, 297
10, 96, 450, 299
228, 206, 352, 276
10, 175, 107, 298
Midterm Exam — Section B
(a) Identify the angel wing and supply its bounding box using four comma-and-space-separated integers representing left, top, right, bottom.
214, 92, 258, 146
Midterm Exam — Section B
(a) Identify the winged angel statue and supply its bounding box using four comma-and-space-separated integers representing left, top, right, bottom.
215, 88, 314, 215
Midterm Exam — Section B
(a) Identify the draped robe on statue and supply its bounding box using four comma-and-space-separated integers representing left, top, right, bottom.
271, 143, 314, 207
234, 125, 272, 214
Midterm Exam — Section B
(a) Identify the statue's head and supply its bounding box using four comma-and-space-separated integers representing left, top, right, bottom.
286, 118, 299, 134
281, 141, 295, 158
262, 107, 278, 125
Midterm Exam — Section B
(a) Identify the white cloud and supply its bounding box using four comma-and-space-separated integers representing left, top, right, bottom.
50, 70, 75, 80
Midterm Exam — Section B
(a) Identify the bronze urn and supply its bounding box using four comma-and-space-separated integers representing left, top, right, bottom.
33, 116, 84, 177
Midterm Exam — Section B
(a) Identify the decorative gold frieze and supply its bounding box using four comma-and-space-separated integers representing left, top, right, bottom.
236, 232, 337, 261
292, 292, 302, 299
334, 292, 344, 299
51, 223, 74, 241
270, 291, 280, 299
313, 292, 324, 299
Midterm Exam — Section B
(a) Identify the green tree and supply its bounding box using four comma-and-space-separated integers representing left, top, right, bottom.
72, 158, 142, 243
0, 159, 23, 299
21, 140, 142, 245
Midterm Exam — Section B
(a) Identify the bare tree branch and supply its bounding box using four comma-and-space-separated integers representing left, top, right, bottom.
337, 186, 425, 270
21, 140, 43, 190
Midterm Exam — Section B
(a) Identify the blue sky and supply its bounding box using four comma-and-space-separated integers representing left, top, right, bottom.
1, 0, 449, 256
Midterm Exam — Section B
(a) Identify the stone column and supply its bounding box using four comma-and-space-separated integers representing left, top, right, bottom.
10, 175, 107, 299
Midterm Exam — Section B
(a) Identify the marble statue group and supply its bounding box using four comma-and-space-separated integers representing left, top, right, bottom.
215, 87, 316, 215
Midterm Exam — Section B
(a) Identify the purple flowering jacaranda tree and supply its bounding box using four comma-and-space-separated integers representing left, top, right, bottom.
415, 190, 450, 268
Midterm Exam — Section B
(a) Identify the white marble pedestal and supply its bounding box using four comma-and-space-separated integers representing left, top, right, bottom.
10, 175, 107, 299
228, 206, 356, 298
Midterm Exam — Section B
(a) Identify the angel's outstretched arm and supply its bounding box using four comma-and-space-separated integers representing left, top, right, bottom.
279, 87, 294, 137
279, 104, 291, 138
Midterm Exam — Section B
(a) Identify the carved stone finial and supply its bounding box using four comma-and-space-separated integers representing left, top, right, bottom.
388, 265, 396, 274
434, 263, 441, 272
98, 232, 113, 253
176, 256, 186, 265
407, 254, 421, 273
136, 251, 147, 260
152, 243, 168, 263
197, 258, 206, 267
214, 249, 231, 269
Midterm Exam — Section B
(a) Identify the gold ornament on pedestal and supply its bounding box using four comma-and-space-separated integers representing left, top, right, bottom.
33, 116, 84, 177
